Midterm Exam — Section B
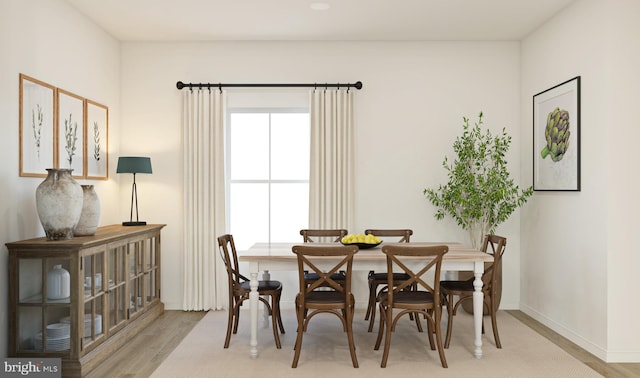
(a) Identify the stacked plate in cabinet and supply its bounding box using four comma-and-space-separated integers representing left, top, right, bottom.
34, 323, 71, 351
60, 314, 103, 337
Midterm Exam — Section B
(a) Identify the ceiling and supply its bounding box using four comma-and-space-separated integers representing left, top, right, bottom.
64, 0, 576, 42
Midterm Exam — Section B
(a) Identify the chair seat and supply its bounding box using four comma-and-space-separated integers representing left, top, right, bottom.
240, 280, 282, 292
379, 290, 434, 305
440, 280, 474, 293
369, 272, 411, 281
305, 290, 347, 304
304, 272, 346, 281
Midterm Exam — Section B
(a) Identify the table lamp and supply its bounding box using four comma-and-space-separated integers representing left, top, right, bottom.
116, 156, 152, 226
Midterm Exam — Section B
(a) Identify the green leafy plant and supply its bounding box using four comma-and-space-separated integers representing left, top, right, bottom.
423, 112, 533, 249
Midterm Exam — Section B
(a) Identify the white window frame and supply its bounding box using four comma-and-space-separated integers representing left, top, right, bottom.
225, 107, 310, 246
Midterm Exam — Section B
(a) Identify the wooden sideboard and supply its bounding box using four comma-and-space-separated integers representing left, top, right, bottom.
6, 224, 166, 377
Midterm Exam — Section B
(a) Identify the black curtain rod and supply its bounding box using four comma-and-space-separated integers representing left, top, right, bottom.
176, 81, 363, 90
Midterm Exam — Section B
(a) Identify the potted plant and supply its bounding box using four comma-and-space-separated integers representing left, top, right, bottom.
424, 112, 533, 249
423, 112, 533, 312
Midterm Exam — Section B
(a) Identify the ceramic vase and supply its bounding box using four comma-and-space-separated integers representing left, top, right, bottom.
74, 185, 100, 236
46, 264, 70, 300
35, 168, 83, 240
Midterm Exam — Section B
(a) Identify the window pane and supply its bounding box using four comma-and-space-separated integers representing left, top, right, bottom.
229, 183, 269, 250
271, 113, 310, 180
270, 183, 309, 242
230, 113, 269, 180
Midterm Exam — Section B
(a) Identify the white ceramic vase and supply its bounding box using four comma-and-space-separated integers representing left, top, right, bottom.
74, 185, 100, 236
35, 169, 83, 240
46, 264, 70, 300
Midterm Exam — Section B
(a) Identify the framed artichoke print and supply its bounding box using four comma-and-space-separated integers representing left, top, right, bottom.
57, 88, 85, 178
19, 74, 55, 177
85, 100, 109, 179
533, 76, 581, 191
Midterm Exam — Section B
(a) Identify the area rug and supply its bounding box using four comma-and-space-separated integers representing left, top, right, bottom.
151, 309, 601, 378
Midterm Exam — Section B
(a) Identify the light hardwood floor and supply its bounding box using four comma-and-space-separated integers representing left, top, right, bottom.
506, 311, 640, 378
89, 310, 639, 378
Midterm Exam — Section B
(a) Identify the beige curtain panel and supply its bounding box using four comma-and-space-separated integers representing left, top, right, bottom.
308, 89, 355, 231
181, 89, 227, 311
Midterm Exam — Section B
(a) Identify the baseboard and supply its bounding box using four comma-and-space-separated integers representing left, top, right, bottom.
519, 303, 609, 361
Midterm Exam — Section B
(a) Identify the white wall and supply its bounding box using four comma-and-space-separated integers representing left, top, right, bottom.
520, 0, 640, 362
120, 41, 525, 310
0, 0, 121, 357
606, 0, 640, 362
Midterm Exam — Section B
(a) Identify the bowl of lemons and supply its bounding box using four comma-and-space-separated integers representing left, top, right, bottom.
340, 233, 382, 249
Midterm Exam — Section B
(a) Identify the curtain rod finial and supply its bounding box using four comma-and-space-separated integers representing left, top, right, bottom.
176, 81, 185, 90
354, 81, 363, 90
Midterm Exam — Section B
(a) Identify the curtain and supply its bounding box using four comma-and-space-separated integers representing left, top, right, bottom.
181, 89, 227, 311
309, 88, 355, 230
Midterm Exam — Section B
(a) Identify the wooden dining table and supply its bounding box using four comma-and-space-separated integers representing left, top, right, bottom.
239, 242, 493, 359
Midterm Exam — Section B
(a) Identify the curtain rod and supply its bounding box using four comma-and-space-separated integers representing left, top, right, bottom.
176, 81, 363, 90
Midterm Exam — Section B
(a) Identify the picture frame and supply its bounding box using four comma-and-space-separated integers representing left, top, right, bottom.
19, 74, 56, 177
57, 89, 85, 178
85, 100, 109, 180
533, 76, 581, 191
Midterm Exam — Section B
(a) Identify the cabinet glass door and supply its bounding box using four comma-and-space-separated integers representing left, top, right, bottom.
81, 248, 106, 351
129, 240, 145, 317
144, 235, 160, 304
107, 243, 127, 333
17, 257, 72, 354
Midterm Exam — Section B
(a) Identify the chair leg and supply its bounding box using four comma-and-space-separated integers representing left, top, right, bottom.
292, 304, 305, 368
489, 299, 502, 348
434, 310, 448, 368
425, 312, 436, 350
223, 298, 235, 348
367, 301, 377, 332
374, 303, 386, 350
232, 296, 241, 334
444, 293, 454, 348
275, 292, 285, 334
414, 310, 424, 333
346, 304, 359, 368
365, 278, 376, 321
270, 295, 282, 349
380, 307, 393, 368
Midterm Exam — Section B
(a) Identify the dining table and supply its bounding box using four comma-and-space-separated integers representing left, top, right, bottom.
239, 242, 493, 359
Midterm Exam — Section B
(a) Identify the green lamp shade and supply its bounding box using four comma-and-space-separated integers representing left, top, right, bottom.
117, 156, 152, 226
116, 157, 152, 174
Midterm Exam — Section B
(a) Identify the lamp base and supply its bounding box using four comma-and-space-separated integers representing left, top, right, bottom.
122, 221, 147, 226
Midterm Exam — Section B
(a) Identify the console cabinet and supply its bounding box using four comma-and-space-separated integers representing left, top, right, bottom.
6, 224, 166, 377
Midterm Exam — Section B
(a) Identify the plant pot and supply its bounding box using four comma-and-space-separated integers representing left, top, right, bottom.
35, 168, 83, 240
74, 185, 100, 236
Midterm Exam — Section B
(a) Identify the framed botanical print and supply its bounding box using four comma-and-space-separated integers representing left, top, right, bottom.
19, 74, 55, 177
533, 76, 581, 191
85, 100, 109, 180
57, 88, 85, 178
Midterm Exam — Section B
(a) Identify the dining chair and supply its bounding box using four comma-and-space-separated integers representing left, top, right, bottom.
374, 243, 449, 368
300, 228, 348, 243
300, 229, 348, 287
217, 234, 285, 349
440, 234, 507, 348
291, 244, 359, 368
364, 228, 413, 332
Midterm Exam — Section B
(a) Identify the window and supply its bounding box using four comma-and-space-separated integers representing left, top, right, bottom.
226, 109, 310, 250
